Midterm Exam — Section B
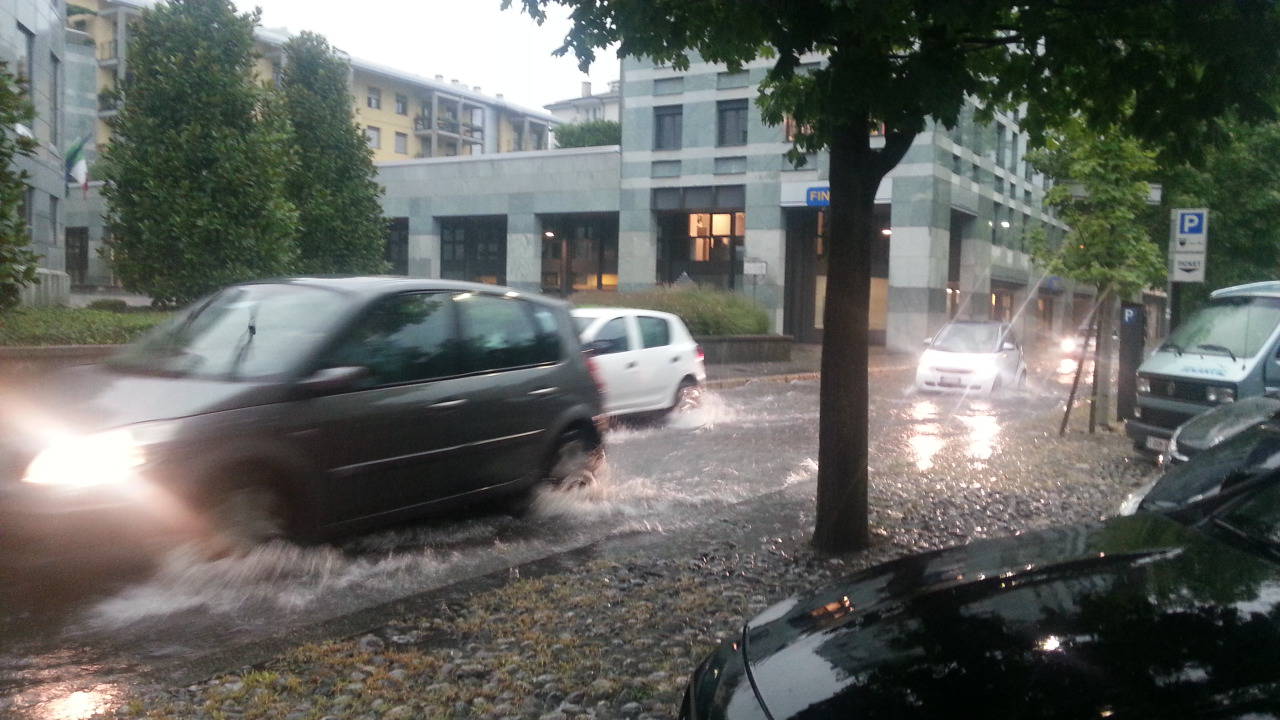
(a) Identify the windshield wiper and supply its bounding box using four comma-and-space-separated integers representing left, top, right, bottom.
228, 306, 258, 378
1209, 517, 1280, 561
1159, 342, 1183, 356
1195, 343, 1237, 361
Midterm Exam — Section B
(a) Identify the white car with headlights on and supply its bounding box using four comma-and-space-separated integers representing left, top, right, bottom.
916, 320, 1027, 394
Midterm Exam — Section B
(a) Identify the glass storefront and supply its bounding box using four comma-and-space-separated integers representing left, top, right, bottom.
657, 211, 746, 289
784, 206, 890, 344
440, 216, 507, 285
540, 214, 619, 296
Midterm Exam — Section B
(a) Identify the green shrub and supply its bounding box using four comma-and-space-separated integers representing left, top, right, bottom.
571, 287, 771, 336
0, 306, 171, 346
86, 298, 131, 313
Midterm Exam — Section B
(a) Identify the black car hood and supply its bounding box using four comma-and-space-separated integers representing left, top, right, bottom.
1178, 396, 1280, 453
743, 513, 1280, 719
0, 364, 286, 443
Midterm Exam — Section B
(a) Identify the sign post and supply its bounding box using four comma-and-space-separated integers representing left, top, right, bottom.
1168, 208, 1209, 328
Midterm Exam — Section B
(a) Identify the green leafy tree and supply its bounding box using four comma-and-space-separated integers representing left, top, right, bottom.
1028, 118, 1166, 426
0, 63, 38, 312
1161, 119, 1280, 314
281, 32, 387, 275
554, 119, 621, 148
100, 0, 298, 306
509, 0, 1280, 552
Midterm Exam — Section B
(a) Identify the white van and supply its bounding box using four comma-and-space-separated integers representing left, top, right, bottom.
1128, 281, 1280, 454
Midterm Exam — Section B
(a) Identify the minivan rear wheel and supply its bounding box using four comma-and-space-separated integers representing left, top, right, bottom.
545, 429, 603, 491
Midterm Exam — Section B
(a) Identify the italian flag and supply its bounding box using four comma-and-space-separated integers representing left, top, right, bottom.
65, 134, 90, 197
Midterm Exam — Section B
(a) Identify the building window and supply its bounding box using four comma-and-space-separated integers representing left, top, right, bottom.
653, 105, 682, 151
385, 217, 409, 275
49, 53, 59, 145
951, 153, 962, 176
717, 99, 748, 147
995, 124, 1006, 168
367, 86, 381, 110
394, 93, 408, 115
366, 125, 381, 148
1008, 132, 1019, 173
20, 186, 32, 242
48, 195, 58, 246
440, 216, 507, 285
394, 132, 408, 154
16, 23, 33, 95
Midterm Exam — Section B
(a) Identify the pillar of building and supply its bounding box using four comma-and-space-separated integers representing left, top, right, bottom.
505, 212, 540, 292
958, 192, 994, 321
618, 188, 657, 290
885, 174, 951, 352
742, 190, 785, 332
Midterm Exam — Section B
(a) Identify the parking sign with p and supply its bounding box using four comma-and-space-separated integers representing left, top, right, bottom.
1171, 207, 1209, 283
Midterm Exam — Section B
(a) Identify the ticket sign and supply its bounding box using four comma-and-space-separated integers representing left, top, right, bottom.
1170, 208, 1209, 284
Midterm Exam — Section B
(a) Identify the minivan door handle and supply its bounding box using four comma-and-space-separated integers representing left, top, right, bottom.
626, 361, 638, 369
528, 386, 559, 396
429, 399, 468, 409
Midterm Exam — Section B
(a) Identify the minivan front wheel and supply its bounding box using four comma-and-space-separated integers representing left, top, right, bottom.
203, 479, 288, 557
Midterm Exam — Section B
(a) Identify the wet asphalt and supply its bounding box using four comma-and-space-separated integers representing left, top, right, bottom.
0, 358, 1106, 718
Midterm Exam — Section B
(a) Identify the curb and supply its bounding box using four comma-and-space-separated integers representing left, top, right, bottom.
705, 363, 915, 390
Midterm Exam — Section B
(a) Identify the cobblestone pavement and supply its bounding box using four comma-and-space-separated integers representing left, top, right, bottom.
3, 364, 1154, 719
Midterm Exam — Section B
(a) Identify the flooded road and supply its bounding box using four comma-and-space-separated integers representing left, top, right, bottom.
1, 361, 1088, 718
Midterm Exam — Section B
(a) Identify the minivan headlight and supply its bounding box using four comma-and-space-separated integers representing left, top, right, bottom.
22, 429, 145, 488
1205, 386, 1236, 404
1136, 377, 1151, 394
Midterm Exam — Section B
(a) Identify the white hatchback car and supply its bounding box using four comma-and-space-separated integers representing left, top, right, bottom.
572, 308, 707, 416
916, 320, 1027, 394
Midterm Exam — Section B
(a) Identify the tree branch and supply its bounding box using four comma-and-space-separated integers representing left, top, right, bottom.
874, 130, 916, 177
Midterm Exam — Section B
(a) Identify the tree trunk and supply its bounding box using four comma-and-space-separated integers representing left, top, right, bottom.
1093, 293, 1119, 429
811, 126, 914, 555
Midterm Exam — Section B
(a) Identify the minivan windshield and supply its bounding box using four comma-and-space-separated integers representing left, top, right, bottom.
930, 323, 1002, 353
1163, 296, 1280, 360
108, 284, 349, 380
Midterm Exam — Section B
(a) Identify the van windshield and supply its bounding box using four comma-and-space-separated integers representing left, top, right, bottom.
1163, 296, 1280, 360
930, 323, 1003, 353
108, 284, 349, 380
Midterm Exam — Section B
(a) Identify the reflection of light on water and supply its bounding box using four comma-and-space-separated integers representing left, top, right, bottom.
909, 422, 944, 471
1056, 358, 1078, 376
959, 412, 1000, 461
911, 399, 938, 421
41, 687, 117, 720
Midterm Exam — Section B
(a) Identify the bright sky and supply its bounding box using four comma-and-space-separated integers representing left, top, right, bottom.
252, 0, 620, 113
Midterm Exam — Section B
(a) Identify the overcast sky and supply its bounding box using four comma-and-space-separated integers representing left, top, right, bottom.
252, 0, 620, 112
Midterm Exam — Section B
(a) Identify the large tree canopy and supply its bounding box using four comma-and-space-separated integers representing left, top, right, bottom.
100, 0, 298, 306
509, 0, 1280, 553
281, 32, 387, 276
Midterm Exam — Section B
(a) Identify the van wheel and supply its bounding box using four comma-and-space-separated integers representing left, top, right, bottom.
545, 429, 603, 491
204, 479, 287, 557
669, 378, 702, 415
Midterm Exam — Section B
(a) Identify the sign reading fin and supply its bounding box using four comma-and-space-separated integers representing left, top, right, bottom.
805, 187, 830, 207
1170, 207, 1209, 284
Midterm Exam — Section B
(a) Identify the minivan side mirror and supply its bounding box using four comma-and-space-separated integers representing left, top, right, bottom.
1002, 341, 1017, 351
922, 337, 932, 347
298, 366, 369, 395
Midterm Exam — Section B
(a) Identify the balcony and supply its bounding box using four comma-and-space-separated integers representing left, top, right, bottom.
98, 90, 120, 116
98, 39, 119, 66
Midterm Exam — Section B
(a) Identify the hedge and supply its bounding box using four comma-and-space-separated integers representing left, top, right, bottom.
0, 306, 170, 346
571, 287, 770, 336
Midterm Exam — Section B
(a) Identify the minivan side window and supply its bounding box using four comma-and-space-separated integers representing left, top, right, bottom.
638, 316, 671, 348
457, 294, 551, 373
326, 292, 458, 386
594, 317, 631, 355
526, 303, 565, 364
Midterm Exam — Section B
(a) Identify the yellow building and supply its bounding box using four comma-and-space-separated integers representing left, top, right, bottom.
68, 0, 556, 165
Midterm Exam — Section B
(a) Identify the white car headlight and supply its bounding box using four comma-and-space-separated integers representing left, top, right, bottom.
22, 429, 145, 488
1205, 386, 1236, 404
1059, 337, 1078, 353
